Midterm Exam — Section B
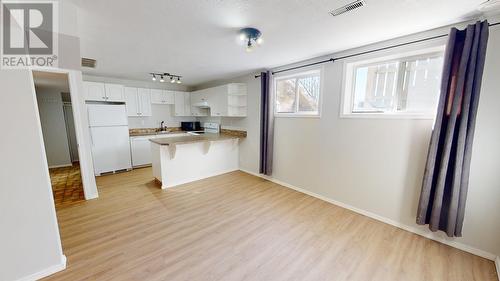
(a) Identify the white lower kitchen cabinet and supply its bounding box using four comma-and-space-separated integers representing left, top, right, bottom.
130, 136, 154, 167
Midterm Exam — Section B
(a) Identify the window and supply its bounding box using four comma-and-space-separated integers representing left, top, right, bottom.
342, 47, 445, 118
275, 69, 321, 116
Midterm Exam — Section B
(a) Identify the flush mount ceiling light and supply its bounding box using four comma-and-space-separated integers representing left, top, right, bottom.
150, 72, 182, 84
239, 27, 263, 52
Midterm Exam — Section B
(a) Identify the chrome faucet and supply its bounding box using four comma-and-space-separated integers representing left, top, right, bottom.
160, 121, 166, 131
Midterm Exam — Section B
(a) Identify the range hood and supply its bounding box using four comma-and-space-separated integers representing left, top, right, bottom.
193, 101, 210, 108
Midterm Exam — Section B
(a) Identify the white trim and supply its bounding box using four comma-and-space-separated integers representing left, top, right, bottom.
15, 255, 66, 281
48, 164, 73, 169
496, 256, 500, 281
340, 112, 435, 120
30, 68, 99, 200
273, 66, 324, 118
274, 114, 321, 119
339, 43, 446, 119
239, 169, 497, 261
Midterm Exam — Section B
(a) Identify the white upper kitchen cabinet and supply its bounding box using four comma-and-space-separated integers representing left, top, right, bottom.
83, 81, 125, 102
124, 87, 152, 117
190, 90, 209, 117
124, 87, 139, 116
207, 86, 228, 117
151, 89, 175, 105
104, 83, 125, 102
183, 92, 192, 116
138, 88, 152, 116
195, 83, 247, 117
190, 89, 209, 105
174, 91, 192, 116
83, 81, 106, 101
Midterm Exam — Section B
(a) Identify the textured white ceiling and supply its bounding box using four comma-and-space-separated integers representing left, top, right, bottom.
75, 0, 484, 86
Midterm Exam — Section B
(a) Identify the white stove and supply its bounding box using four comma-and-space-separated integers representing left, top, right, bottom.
187, 122, 220, 135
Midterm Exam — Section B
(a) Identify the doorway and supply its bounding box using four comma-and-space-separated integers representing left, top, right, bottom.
33, 71, 87, 207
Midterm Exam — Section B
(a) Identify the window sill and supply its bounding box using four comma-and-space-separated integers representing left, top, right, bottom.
340, 112, 435, 120
275, 113, 321, 118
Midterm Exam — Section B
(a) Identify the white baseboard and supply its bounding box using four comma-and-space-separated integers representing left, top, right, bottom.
496, 256, 500, 281
48, 164, 73, 169
16, 255, 66, 281
239, 169, 497, 262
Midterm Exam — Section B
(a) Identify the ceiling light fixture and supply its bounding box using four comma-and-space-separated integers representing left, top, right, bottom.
238, 27, 263, 52
149, 72, 183, 84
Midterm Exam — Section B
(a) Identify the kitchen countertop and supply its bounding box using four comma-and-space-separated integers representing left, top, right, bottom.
129, 131, 187, 137
149, 133, 240, 146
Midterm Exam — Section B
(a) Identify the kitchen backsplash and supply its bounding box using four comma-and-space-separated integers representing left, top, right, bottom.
128, 104, 196, 129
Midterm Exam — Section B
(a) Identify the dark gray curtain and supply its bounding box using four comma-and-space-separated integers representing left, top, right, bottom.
259, 71, 274, 175
416, 21, 489, 237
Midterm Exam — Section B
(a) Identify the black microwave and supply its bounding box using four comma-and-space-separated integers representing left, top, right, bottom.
181, 121, 202, 131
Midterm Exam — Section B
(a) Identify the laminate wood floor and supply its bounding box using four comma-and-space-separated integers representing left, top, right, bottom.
44, 167, 498, 281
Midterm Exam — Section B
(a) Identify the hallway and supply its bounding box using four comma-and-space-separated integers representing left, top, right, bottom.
49, 164, 85, 208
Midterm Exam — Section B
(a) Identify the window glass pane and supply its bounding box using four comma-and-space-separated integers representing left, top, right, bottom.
353, 62, 399, 112
400, 56, 443, 113
276, 78, 296, 113
297, 75, 320, 112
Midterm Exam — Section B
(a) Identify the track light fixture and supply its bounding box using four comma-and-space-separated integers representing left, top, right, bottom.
149, 72, 182, 84
239, 27, 263, 52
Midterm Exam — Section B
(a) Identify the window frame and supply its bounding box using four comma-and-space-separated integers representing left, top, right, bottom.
273, 67, 323, 118
340, 45, 446, 119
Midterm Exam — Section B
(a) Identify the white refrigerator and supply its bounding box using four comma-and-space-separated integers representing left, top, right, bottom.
87, 104, 132, 175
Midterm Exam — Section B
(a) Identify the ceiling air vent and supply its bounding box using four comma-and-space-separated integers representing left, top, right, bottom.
81, 57, 97, 68
330, 0, 366, 16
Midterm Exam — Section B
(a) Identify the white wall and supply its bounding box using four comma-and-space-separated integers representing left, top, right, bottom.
36, 87, 72, 168
83, 75, 196, 129
0, 70, 65, 281
195, 22, 500, 258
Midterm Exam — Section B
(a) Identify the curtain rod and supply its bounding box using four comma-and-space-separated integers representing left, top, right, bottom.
255, 21, 500, 78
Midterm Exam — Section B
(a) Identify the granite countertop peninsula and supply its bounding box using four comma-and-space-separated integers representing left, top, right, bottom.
150, 133, 240, 146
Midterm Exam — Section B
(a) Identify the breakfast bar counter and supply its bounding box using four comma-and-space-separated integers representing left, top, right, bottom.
150, 133, 241, 189
150, 133, 239, 146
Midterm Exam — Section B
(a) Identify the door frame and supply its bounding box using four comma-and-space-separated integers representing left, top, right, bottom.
31, 67, 98, 200
62, 102, 79, 162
